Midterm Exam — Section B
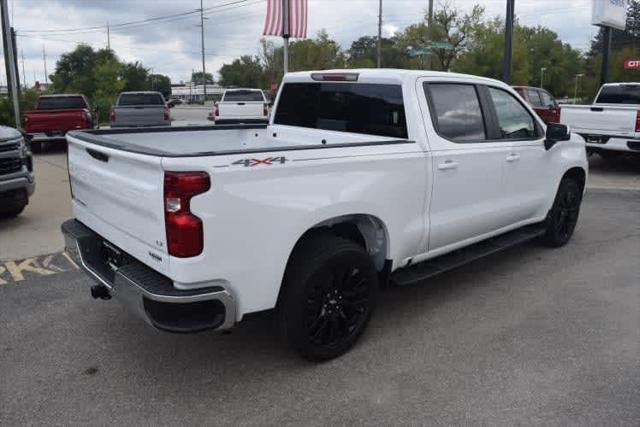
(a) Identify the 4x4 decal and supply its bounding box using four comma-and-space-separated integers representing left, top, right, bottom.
232, 156, 288, 167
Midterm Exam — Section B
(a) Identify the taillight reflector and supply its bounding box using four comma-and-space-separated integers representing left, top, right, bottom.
635, 111, 640, 133
109, 108, 116, 123
164, 172, 210, 258
163, 107, 170, 121
310, 72, 359, 82
263, 104, 268, 116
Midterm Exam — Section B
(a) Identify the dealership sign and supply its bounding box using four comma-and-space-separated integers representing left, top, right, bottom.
624, 59, 640, 69
592, 0, 628, 30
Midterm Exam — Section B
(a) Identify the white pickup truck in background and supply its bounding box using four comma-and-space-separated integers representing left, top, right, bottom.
560, 83, 640, 159
212, 88, 269, 124
62, 69, 588, 361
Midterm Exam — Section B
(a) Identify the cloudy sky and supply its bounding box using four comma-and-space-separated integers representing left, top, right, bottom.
4, 0, 596, 86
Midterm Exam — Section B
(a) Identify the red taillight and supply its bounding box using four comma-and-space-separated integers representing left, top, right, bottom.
635, 111, 640, 132
163, 107, 170, 121
263, 103, 268, 117
214, 105, 219, 117
110, 108, 116, 123
164, 172, 210, 258
556, 106, 561, 123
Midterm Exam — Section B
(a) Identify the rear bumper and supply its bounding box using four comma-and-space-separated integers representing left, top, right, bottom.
61, 219, 236, 333
215, 118, 268, 125
27, 132, 68, 143
580, 134, 640, 153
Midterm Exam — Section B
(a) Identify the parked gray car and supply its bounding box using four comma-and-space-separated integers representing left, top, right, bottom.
110, 91, 171, 128
0, 126, 35, 218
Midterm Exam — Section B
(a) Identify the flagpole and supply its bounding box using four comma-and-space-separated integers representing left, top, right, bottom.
282, 0, 290, 74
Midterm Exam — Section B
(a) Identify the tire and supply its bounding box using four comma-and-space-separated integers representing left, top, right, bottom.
0, 203, 26, 218
30, 141, 41, 153
539, 178, 582, 247
277, 232, 378, 361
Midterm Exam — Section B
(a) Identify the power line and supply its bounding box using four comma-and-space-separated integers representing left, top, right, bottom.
18, 0, 261, 36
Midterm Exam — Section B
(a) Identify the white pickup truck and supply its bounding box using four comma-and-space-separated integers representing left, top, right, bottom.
62, 69, 588, 360
560, 82, 640, 159
212, 88, 269, 124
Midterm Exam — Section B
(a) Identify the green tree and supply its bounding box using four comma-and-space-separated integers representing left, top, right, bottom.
49, 44, 99, 96
93, 56, 125, 122
348, 36, 408, 68
218, 55, 264, 88
148, 74, 172, 98
121, 61, 150, 92
191, 71, 214, 85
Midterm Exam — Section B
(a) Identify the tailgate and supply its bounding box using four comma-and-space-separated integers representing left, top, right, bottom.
25, 110, 86, 133
561, 106, 638, 135
67, 134, 169, 273
113, 106, 166, 127
218, 102, 264, 119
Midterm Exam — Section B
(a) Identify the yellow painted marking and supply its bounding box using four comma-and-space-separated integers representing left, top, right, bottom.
0, 251, 80, 284
4, 258, 57, 281
61, 251, 79, 269
0, 266, 7, 285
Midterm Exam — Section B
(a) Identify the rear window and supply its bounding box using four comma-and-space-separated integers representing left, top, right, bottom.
274, 83, 408, 139
223, 90, 264, 102
526, 89, 542, 107
118, 93, 164, 106
595, 85, 640, 104
37, 96, 87, 110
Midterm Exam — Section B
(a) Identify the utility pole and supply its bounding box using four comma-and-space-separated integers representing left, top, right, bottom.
199, 0, 207, 103
20, 48, 25, 89
107, 22, 111, 51
42, 45, 48, 84
283, 0, 290, 74
377, 0, 382, 68
1, 0, 20, 128
426, 0, 433, 70
573, 73, 584, 104
502, 0, 515, 83
599, 26, 611, 86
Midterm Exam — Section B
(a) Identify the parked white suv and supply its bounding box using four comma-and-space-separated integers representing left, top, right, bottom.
62, 69, 588, 360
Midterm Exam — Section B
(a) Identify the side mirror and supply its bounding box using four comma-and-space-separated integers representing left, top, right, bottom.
544, 123, 570, 150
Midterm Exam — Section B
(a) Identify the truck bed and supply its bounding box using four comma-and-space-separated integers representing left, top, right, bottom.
68, 124, 405, 157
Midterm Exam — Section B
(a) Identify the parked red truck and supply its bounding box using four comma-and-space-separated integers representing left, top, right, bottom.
512, 86, 561, 124
24, 94, 95, 150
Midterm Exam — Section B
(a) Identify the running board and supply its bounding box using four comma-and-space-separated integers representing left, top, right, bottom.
391, 225, 546, 287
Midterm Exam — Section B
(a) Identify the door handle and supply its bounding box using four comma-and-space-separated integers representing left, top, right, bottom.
437, 160, 459, 170
506, 153, 520, 162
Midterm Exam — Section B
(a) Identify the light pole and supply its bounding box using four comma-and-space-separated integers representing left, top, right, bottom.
539, 67, 547, 89
573, 73, 584, 104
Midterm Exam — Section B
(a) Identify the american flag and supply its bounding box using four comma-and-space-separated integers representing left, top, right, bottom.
263, 0, 308, 38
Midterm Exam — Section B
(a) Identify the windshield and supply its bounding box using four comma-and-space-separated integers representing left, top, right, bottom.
274, 82, 408, 139
37, 96, 87, 110
595, 85, 640, 105
223, 90, 264, 102
118, 93, 165, 106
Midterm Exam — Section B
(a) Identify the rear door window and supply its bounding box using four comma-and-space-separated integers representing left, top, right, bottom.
118, 93, 165, 106
223, 90, 265, 102
539, 91, 556, 107
425, 83, 486, 142
37, 96, 87, 110
595, 85, 640, 104
274, 82, 408, 139
488, 87, 539, 140
526, 89, 542, 107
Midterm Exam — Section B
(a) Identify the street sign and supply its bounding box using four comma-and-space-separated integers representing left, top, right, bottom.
430, 41, 454, 50
407, 47, 430, 57
592, 0, 628, 31
624, 59, 640, 69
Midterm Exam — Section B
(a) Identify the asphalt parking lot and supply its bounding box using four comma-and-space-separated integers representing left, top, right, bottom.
0, 134, 638, 425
